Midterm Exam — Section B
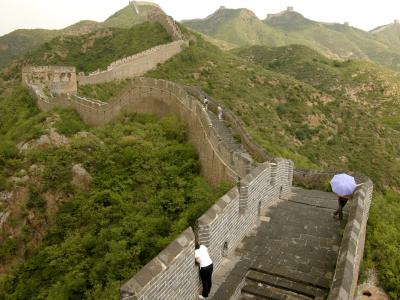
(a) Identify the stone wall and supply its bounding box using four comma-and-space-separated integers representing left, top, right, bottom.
183, 85, 274, 163
30, 77, 254, 184
77, 9, 187, 86
197, 159, 293, 272
147, 8, 185, 41
120, 158, 293, 300
120, 228, 198, 300
78, 40, 188, 85
22, 66, 77, 94
327, 180, 373, 300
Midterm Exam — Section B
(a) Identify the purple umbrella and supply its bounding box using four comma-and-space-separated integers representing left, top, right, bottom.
330, 173, 356, 196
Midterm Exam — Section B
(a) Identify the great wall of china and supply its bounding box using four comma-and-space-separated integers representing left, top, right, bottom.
22, 6, 373, 300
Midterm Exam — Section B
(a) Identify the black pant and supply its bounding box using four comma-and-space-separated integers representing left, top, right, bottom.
334, 197, 348, 220
200, 263, 213, 297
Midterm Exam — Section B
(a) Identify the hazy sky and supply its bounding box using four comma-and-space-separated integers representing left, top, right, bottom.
1, 0, 400, 36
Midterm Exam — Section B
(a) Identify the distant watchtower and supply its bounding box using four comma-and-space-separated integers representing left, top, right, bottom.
220, 6, 225, 9
344, 22, 350, 26
395, 19, 399, 24
287, 6, 294, 12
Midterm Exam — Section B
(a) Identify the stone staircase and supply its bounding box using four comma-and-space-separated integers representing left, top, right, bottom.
241, 269, 327, 299
207, 110, 250, 159
211, 187, 348, 300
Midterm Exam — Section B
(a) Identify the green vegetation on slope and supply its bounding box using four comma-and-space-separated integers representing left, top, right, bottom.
22, 22, 171, 73
0, 84, 227, 298
184, 8, 286, 47
0, 29, 60, 69
146, 34, 400, 295
103, 4, 160, 29
78, 79, 133, 102
363, 191, 400, 299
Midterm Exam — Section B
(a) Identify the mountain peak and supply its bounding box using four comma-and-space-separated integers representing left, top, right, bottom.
264, 8, 315, 30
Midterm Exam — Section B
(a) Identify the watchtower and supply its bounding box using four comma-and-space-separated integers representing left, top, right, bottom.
287, 6, 294, 12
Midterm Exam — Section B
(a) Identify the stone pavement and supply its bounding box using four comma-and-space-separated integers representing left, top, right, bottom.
211, 187, 348, 300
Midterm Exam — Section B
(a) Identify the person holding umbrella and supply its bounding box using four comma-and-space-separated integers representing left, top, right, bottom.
330, 173, 358, 220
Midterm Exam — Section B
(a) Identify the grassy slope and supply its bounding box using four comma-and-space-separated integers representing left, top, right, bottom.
145, 34, 400, 296
372, 23, 400, 49
9, 22, 172, 75
233, 44, 400, 189
0, 82, 226, 299
0, 30, 60, 69
184, 8, 286, 47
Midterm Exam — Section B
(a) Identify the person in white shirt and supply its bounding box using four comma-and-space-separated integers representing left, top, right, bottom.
217, 106, 223, 120
203, 97, 209, 111
195, 242, 213, 299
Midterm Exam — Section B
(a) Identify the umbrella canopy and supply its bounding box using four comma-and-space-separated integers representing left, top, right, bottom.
330, 173, 356, 196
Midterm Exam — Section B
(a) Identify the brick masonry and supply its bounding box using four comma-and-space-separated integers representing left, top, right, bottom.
78, 8, 187, 86
29, 77, 254, 185
22, 66, 77, 95
327, 180, 373, 300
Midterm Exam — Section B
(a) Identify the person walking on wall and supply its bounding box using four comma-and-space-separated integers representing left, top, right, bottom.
203, 96, 209, 111
330, 173, 361, 220
333, 195, 349, 220
195, 242, 213, 299
217, 105, 223, 120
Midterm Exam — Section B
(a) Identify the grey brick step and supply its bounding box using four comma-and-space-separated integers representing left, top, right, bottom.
242, 282, 312, 300
246, 270, 327, 298
249, 266, 331, 290
240, 295, 267, 300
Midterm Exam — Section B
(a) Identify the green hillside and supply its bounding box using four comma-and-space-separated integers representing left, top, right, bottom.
8, 22, 171, 75
183, 7, 400, 72
371, 22, 400, 49
0, 3, 161, 70
183, 8, 287, 47
103, 3, 159, 28
0, 29, 60, 69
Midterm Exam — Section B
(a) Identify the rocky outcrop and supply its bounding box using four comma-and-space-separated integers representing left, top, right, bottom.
19, 129, 69, 152
71, 164, 92, 191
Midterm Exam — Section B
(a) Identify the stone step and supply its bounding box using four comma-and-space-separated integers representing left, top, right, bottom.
250, 266, 331, 290
246, 270, 327, 298
240, 294, 269, 300
242, 282, 312, 300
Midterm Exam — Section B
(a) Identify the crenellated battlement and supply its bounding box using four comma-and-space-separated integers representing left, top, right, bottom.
22, 65, 77, 95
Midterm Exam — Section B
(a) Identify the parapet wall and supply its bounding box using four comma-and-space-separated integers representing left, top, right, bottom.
78, 9, 187, 86
147, 8, 185, 41
78, 40, 187, 85
22, 65, 77, 94
120, 158, 293, 300
328, 180, 373, 300
197, 158, 293, 272
120, 228, 198, 300
31, 77, 254, 184
183, 85, 275, 162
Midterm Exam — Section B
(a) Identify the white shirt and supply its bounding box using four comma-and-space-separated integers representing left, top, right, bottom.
195, 245, 213, 268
